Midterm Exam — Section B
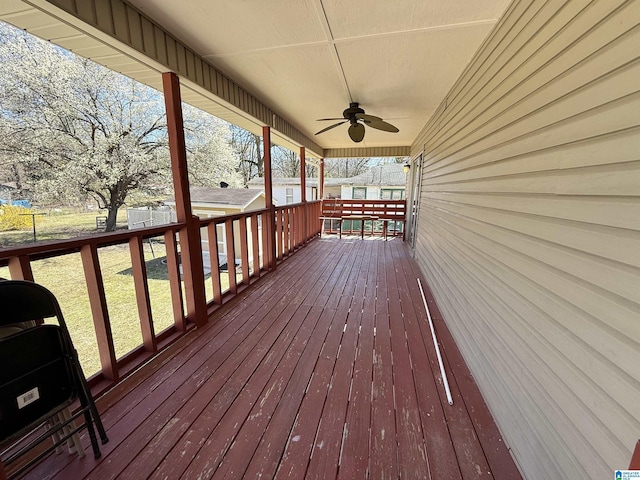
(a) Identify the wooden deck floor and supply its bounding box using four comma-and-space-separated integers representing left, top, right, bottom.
24, 236, 522, 479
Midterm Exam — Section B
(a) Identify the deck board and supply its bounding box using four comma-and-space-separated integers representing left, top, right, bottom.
20, 236, 522, 480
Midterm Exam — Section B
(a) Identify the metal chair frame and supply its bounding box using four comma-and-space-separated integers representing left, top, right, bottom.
0, 280, 108, 478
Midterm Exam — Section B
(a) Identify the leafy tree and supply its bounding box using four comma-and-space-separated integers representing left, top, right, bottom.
183, 108, 243, 188
0, 22, 240, 231
0, 205, 32, 231
0, 23, 169, 230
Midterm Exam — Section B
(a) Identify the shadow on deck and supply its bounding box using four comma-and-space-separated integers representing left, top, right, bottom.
25, 236, 522, 479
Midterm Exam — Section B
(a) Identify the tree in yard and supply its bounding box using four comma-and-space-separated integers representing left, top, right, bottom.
230, 125, 264, 185
183, 108, 243, 188
323, 157, 370, 178
0, 21, 240, 231
271, 145, 316, 178
0, 23, 169, 231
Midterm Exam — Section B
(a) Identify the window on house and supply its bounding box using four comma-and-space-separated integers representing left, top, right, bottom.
286, 188, 294, 204
352, 187, 367, 199
381, 189, 404, 200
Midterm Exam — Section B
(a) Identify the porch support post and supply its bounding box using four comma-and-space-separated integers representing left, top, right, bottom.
262, 126, 276, 270
300, 147, 307, 244
300, 147, 306, 203
319, 158, 325, 199
162, 72, 207, 328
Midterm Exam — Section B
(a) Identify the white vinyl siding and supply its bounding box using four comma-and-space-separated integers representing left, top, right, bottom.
410, 1, 640, 479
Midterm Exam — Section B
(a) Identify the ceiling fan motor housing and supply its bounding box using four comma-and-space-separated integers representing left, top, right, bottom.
343, 102, 365, 122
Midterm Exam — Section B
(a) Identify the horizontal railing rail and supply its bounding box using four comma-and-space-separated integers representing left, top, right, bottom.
0, 201, 322, 397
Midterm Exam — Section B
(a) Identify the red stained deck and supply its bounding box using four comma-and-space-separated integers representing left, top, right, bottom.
23, 236, 522, 479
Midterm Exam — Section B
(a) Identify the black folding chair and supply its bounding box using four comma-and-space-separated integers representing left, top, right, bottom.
0, 280, 108, 478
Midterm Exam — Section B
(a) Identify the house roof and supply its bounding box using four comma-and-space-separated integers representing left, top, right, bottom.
166, 187, 264, 209
248, 177, 319, 187
342, 164, 407, 186
247, 164, 406, 188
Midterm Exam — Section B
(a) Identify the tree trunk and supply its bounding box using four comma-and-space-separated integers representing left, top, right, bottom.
254, 134, 264, 177
105, 206, 119, 232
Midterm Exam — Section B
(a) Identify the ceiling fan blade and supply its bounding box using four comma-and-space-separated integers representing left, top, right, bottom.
356, 113, 399, 132
355, 113, 383, 123
315, 121, 348, 135
348, 123, 365, 142
317, 117, 346, 121
367, 120, 399, 133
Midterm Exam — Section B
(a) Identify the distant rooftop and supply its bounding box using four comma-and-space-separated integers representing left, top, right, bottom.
247, 164, 406, 188
166, 187, 264, 208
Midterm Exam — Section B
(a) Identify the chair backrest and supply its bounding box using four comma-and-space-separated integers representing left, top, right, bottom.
0, 325, 77, 444
0, 280, 63, 328
0, 280, 108, 470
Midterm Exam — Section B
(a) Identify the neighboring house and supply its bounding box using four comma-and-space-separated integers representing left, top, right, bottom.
328, 163, 407, 200
0, 183, 17, 201
247, 177, 319, 205
0, 183, 32, 207
248, 164, 407, 203
165, 187, 266, 270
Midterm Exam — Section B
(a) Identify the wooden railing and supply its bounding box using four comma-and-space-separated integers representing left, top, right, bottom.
320, 199, 407, 237
0, 201, 321, 397
631, 439, 640, 469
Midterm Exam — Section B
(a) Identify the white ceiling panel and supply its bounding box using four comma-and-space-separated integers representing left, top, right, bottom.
322, 0, 508, 39
1, 0, 514, 153
129, 0, 328, 55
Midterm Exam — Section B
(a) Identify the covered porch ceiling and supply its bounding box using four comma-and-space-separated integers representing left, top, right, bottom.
1, 0, 512, 158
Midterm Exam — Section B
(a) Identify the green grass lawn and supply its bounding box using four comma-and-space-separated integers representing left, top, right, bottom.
1, 209, 232, 378
0, 207, 127, 248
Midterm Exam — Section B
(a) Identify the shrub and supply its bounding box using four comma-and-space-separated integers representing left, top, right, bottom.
0, 205, 33, 231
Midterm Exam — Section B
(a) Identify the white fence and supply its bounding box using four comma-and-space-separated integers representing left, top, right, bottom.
126, 206, 176, 230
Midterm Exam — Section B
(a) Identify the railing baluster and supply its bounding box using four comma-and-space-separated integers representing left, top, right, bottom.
208, 222, 223, 305
239, 217, 250, 286
128, 235, 156, 353
261, 211, 270, 272
7, 255, 34, 281
251, 214, 261, 278
225, 218, 237, 294
164, 229, 186, 331
285, 208, 291, 255
276, 209, 284, 260
80, 244, 118, 383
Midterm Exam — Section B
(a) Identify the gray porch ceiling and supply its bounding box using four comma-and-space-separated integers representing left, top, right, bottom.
1, 0, 511, 157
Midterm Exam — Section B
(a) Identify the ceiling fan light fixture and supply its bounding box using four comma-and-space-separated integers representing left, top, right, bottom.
348, 123, 365, 142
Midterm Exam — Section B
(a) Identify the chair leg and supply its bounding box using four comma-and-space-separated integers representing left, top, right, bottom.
81, 407, 101, 459
74, 357, 108, 444
45, 417, 64, 454
59, 408, 85, 458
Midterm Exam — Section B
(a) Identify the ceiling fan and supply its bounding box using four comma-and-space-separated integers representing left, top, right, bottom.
315, 102, 399, 143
